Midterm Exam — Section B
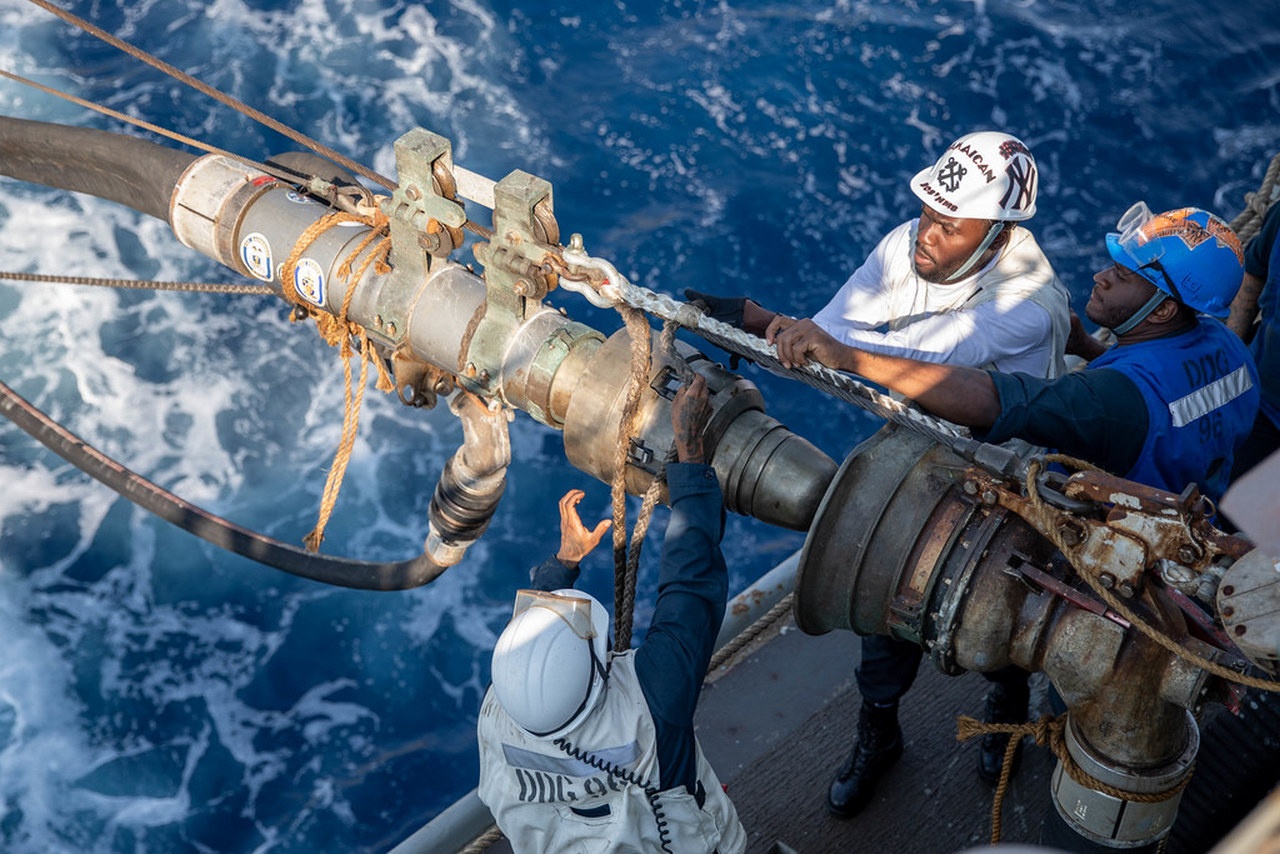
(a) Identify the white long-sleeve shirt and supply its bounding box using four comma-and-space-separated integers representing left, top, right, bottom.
812, 219, 1070, 378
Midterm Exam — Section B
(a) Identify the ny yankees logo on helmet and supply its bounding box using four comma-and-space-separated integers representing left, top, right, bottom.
999, 157, 1036, 214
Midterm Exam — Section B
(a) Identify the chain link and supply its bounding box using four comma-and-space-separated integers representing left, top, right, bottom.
0, 269, 273, 295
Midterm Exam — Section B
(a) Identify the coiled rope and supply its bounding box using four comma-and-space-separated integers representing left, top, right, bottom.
954, 713, 1194, 845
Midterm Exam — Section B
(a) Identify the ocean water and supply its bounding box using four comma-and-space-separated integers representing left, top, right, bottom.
0, 0, 1276, 851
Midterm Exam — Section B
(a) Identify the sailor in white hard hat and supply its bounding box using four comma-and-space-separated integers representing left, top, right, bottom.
477, 374, 746, 854
686, 130, 1071, 813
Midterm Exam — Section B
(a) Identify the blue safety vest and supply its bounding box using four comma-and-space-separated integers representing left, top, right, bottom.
1090, 318, 1259, 502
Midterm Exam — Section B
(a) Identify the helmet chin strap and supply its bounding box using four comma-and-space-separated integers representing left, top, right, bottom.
944, 221, 1005, 282
1110, 290, 1168, 336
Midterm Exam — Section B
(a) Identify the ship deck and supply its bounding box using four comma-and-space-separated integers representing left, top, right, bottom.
695, 615, 1057, 854
480, 613, 1057, 854
471, 602, 1274, 854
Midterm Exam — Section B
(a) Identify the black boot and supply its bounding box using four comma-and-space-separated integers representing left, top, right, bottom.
977, 678, 1030, 786
827, 701, 904, 819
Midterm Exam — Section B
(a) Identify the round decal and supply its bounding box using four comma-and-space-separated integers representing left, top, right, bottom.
239, 232, 274, 281
293, 258, 326, 307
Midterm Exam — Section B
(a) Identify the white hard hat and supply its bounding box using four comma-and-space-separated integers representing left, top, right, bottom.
910, 131, 1038, 221
491, 589, 610, 736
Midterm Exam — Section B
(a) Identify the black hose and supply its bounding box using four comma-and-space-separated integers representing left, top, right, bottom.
0, 378, 449, 590
0, 115, 196, 221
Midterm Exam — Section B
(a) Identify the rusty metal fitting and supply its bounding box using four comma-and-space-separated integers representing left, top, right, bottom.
1057, 519, 1088, 547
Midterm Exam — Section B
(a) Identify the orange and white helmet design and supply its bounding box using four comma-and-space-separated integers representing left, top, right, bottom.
1106, 203, 1245, 318
911, 131, 1038, 221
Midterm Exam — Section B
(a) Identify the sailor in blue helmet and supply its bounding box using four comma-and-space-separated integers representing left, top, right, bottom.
477, 374, 746, 854
1057, 204, 1261, 499
771, 203, 1260, 797
774, 201, 1258, 514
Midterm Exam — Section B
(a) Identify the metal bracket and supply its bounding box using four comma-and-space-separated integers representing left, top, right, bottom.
375, 128, 468, 347
627, 437, 661, 474
967, 464, 1253, 601
459, 169, 562, 398
472, 169, 559, 318
392, 346, 455, 409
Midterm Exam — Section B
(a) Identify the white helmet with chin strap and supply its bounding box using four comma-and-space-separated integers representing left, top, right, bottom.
490, 589, 611, 736
910, 131, 1039, 280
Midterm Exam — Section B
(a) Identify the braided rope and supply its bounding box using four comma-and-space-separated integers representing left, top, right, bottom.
608, 308, 707, 653
619, 319, 696, 645
1231, 151, 1280, 245
608, 305, 655, 651
956, 713, 1193, 844
274, 210, 395, 551
707, 592, 796, 674
458, 824, 503, 853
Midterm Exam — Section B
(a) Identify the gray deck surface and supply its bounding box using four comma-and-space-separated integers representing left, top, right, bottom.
475, 611, 1276, 853
695, 615, 1056, 854
478, 615, 1055, 854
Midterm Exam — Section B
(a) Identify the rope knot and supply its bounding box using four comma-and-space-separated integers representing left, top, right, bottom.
956, 711, 1070, 845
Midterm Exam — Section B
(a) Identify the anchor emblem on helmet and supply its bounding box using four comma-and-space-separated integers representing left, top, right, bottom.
936, 157, 966, 193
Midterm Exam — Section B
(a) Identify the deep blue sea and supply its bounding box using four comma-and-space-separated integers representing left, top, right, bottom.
0, 1, 1276, 851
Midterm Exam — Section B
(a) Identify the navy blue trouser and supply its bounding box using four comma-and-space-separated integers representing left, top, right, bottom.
855, 634, 1029, 707
1230, 411, 1280, 483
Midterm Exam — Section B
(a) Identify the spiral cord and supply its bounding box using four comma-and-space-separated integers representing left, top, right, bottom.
553, 737, 674, 854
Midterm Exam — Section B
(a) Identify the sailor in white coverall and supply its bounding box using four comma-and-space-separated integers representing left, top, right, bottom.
686, 130, 1071, 815
477, 375, 746, 853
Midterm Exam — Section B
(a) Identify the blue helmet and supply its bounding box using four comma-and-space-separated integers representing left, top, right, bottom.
1104, 204, 1244, 318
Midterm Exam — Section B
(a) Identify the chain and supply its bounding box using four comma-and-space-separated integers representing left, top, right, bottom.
0, 269, 273, 295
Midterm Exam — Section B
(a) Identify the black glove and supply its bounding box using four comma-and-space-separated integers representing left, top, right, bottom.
683, 289, 757, 370
684, 288, 747, 328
